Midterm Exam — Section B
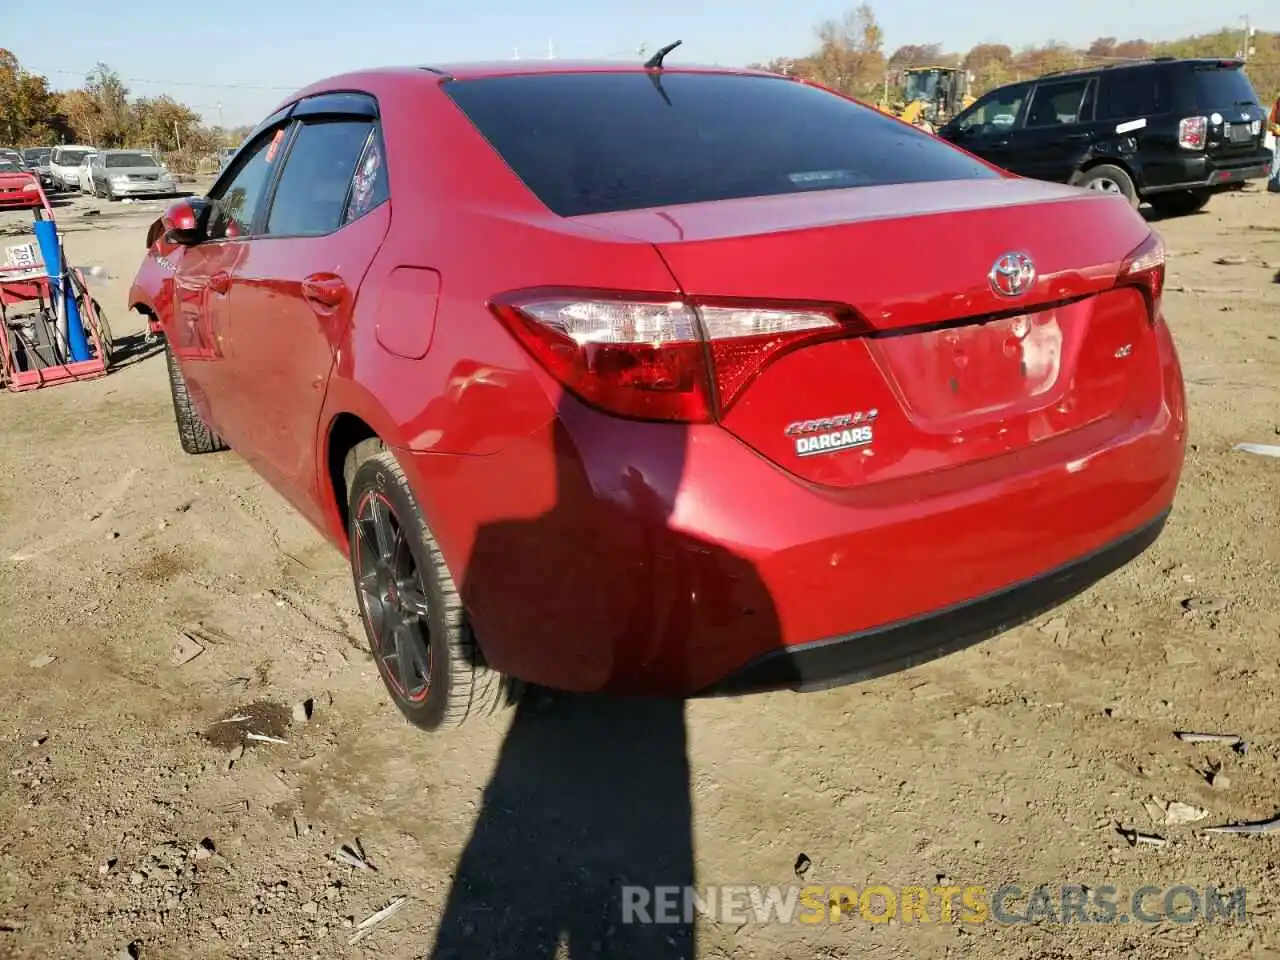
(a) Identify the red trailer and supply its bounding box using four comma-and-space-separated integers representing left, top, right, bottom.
0, 177, 112, 391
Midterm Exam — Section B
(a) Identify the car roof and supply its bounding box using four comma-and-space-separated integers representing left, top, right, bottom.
267, 62, 785, 127
420, 60, 767, 80
1036, 56, 1244, 82
282, 61, 771, 99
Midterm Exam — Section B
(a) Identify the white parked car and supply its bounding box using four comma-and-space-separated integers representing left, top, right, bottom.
49, 145, 95, 191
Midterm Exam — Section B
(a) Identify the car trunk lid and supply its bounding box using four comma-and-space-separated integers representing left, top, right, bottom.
578, 178, 1160, 490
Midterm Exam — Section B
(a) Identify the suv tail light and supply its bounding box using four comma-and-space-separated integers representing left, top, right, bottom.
490, 290, 866, 423
1178, 116, 1207, 150
1116, 232, 1165, 320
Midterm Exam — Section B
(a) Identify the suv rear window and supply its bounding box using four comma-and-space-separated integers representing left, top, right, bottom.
444, 72, 999, 217
1182, 63, 1258, 108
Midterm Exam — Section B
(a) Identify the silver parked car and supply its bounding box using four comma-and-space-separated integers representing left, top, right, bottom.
89, 149, 177, 200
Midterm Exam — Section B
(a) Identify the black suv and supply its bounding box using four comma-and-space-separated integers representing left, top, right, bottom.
938, 58, 1273, 217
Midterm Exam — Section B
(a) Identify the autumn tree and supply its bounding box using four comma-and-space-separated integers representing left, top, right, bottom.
0, 49, 65, 145
888, 43, 945, 69
132, 96, 205, 152
963, 43, 1014, 94
810, 4, 887, 98
83, 63, 132, 146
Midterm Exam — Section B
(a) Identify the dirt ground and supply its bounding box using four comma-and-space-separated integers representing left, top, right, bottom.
0, 182, 1278, 960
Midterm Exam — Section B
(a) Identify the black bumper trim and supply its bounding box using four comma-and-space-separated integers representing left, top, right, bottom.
700, 510, 1169, 697
1143, 162, 1271, 195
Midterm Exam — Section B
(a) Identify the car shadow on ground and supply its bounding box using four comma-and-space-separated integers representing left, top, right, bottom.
429, 397, 783, 958
107, 331, 164, 369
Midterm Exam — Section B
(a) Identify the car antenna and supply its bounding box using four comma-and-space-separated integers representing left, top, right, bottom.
643, 40, 682, 70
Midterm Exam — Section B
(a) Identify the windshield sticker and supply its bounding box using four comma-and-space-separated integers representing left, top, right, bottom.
266, 129, 285, 164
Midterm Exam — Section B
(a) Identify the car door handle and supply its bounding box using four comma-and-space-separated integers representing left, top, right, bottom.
990, 139, 1010, 148
209, 271, 230, 295
1062, 132, 1091, 141
301, 273, 347, 312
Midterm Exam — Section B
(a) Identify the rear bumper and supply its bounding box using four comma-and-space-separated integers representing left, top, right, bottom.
1144, 150, 1272, 194
400, 320, 1187, 698
702, 510, 1167, 695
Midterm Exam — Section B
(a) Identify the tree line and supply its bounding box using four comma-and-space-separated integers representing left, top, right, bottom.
0, 51, 252, 170
751, 5, 1280, 105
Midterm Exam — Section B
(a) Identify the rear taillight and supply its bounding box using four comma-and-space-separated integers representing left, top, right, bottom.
1178, 116, 1207, 150
489, 290, 862, 422
1116, 232, 1165, 320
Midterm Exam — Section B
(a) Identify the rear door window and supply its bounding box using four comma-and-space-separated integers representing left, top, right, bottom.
264, 119, 375, 236
443, 72, 999, 217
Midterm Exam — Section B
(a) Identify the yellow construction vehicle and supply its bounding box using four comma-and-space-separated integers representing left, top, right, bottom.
883, 66, 976, 132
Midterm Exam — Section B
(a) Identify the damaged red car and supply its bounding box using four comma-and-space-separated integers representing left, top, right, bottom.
129, 61, 1187, 731
0, 156, 43, 210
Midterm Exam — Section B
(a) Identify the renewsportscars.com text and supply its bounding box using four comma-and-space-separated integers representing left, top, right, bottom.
621, 884, 1248, 925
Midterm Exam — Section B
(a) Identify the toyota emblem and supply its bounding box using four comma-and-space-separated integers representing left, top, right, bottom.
989, 252, 1036, 298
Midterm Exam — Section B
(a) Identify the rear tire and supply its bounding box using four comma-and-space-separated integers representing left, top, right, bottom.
346, 444, 521, 731
1147, 189, 1212, 218
1071, 164, 1139, 208
164, 343, 228, 455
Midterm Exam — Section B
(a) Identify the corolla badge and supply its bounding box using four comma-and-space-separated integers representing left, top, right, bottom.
989, 251, 1036, 298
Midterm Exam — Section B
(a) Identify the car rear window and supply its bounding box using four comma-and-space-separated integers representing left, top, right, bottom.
105, 152, 157, 168
54, 150, 92, 165
1183, 63, 1258, 108
443, 71, 999, 217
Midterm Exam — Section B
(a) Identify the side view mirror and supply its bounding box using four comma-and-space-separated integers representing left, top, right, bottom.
163, 198, 209, 246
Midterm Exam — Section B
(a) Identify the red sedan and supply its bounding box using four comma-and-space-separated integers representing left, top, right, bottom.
0, 158, 43, 210
129, 61, 1187, 732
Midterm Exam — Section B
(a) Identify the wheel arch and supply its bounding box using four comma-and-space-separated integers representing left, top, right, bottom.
316, 376, 413, 555
1072, 155, 1141, 189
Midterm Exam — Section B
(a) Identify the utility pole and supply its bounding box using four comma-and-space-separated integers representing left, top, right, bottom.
1239, 15, 1255, 62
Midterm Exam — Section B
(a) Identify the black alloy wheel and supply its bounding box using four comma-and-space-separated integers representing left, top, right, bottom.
352, 488, 434, 704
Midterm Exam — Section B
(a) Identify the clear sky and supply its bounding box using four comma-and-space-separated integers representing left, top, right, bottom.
7, 0, 1269, 127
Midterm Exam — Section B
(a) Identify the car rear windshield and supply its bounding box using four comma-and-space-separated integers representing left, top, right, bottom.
106, 152, 158, 168
1183, 63, 1258, 108
0, 159, 23, 172
443, 71, 999, 217
54, 149, 92, 165
23, 149, 51, 162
